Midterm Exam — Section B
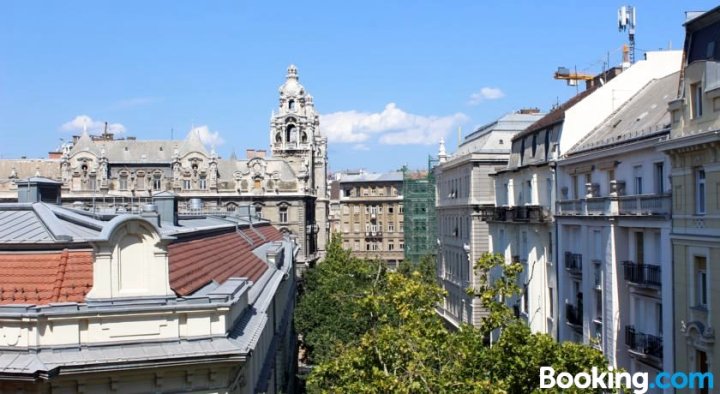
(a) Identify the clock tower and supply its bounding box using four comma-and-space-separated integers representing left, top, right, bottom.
270, 65, 329, 260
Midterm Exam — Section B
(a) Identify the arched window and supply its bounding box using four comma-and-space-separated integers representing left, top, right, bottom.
301, 131, 308, 144
288, 100, 296, 111
286, 125, 298, 144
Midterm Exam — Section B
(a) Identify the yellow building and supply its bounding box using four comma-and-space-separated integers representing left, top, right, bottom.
330, 171, 404, 268
659, 7, 720, 380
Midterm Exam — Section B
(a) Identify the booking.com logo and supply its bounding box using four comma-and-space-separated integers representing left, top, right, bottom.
540, 366, 714, 393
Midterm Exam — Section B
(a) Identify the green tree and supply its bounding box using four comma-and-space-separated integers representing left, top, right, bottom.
295, 233, 385, 364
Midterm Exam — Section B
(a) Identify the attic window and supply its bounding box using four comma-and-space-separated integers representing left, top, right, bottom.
499, 139, 504, 144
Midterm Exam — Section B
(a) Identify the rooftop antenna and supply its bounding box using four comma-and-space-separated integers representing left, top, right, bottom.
618, 5, 637, 65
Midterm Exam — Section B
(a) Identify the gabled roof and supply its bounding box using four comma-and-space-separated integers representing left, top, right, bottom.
168, 224, 283, 296
513, 87, 599, 141
567, 72, 679, 155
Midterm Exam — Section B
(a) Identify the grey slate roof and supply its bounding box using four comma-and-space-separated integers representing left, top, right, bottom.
338, 171, 403, 184
567, 71, 679, 155
454, 112, 544, 157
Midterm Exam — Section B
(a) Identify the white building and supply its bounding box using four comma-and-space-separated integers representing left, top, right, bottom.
435, 110, 543, 327
556, 72, 679, 388
487, 50, 682, 339
0, 179, 297, 393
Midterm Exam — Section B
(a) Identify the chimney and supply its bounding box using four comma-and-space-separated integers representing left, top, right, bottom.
17, 177, 63, 204
48, 152, 62, 159
246, 149, 256, 159
256, 149, 266, 159
518, 108, 540, 115
140, 203, 161, 227
152, 191, 178, 226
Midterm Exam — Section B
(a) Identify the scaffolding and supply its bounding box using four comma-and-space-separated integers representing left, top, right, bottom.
402, 156, 438, 263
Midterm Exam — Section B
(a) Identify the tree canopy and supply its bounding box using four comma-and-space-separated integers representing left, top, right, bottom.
297, 239, 613, 393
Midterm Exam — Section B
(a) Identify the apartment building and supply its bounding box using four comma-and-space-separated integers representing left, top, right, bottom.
435, 111, 543, 328
0, 179, 297, 393
658, 7, 720, 384
556, 72, 679, 386
488, 50, 682, 341
332, 171, 404, 268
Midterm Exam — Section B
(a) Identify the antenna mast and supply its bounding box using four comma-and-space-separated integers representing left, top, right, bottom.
618, 5, 637, 65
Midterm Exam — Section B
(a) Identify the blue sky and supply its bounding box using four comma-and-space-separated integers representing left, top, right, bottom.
0, 1, 716, 173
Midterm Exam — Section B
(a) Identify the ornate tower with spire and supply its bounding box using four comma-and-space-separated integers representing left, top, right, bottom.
270, 65, 329, 259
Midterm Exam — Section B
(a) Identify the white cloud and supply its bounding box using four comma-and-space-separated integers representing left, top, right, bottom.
190, 125, 224, 147
468, 87, 505, 105
321, 103, 467, 146
60, 115, 126, 134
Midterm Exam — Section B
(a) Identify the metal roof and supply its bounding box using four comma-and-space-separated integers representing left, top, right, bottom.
338, 171, 403, 183
567, 72, 679, 155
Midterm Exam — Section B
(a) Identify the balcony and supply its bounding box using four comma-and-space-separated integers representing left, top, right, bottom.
618, 194, 671, 216
510, 205, 549, 222
479, 206, 506, 222
365, 231, 383, 239
623, 261, 661, 288
625, 325, 663, 359
564, 252, 582, 276
557, 194, 671, 217
566, 304, 583, 329
480, 205, 548, 223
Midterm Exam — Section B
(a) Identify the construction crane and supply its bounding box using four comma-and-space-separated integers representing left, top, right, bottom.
553, 66, 593, 86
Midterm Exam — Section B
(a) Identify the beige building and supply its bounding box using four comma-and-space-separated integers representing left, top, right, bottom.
0, 65, 328, 272
659, 7, 720, 383
0, 179, 297, 393
330, 171, 404, 268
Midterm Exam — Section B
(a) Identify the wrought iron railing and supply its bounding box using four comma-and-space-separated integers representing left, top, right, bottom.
625, 325, 663, 359
623, 261, 661, 287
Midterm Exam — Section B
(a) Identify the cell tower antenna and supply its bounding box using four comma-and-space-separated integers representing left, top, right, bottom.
618, 5, 637, 64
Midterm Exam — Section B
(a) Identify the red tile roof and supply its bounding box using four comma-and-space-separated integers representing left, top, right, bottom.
0, 224, 285, 304
168, 224, 284, 296
0, 250, 93, 305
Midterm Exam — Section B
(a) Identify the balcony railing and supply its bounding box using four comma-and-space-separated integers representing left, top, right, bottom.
625, 326, 663, 359
566, 304, 583, 327
557, 194, 670, 217
618, 194, 671, 216
480, 205, 548, 223
564, 252, 582, 275
623, 261, 661, 288
365, 231, 383, 238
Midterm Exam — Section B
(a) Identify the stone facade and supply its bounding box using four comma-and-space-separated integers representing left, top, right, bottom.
330, 171, 404, 269
658, 7, 720, 384
0, 65, 328, 270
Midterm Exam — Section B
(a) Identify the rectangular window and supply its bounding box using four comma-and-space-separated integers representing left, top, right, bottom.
633, 165, 643, 195
153, 174, 162, 191
399, 206, 404, 214
696, 169, 706, 214
353, 205, 360, 214
388, 243, 394, 251
199, 176, 207, 190
635, 232, 644, 265
388, 223, 395, 232
87, 176, 96, 191
119, 175, 128, 190
696, 256, 708, 307
183, 179, 191, 190
353, 240, 359, 251
654, 162, 664, 194
136, 176, 144, 190
692, 82, 703, 119
399, 242, 404, 250
548, 287, 554, 318
279, 207, 288, 223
